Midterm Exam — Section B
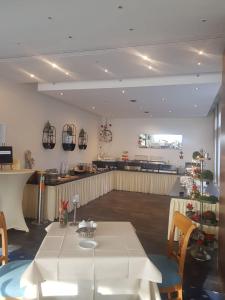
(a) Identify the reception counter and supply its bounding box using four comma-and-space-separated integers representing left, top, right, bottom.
23, 170, 178, 221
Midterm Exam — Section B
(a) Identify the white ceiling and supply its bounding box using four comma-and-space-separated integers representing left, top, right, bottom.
0, 0, 225, 118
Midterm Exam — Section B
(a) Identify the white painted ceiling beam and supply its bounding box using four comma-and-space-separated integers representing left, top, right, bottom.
38, 73, 221, 91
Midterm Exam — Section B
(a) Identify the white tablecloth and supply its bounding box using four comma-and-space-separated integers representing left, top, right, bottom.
168, 198, 219, 241
0, 169, 34, 231
21, 222, 162, 300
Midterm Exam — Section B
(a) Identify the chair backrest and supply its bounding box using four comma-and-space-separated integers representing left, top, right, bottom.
0, 211, 8, 265
168, 211, 196, 278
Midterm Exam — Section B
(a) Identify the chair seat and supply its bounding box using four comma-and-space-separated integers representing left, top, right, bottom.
149, 255, 181, 288
0, 260, 31, 298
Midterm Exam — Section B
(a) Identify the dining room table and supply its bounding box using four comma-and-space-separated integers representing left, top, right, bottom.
21, 221, 162, 299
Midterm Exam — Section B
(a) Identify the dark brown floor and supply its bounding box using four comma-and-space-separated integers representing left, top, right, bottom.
77, 190, 169, 255
77, 190, 224, 293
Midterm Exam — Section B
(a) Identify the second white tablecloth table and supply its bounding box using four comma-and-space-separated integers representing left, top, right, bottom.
21, 221, 162, 300
168, 198, 219, 241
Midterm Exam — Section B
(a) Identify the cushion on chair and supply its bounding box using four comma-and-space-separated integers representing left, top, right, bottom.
0, 260, 31, 298
149, 255, 181, 288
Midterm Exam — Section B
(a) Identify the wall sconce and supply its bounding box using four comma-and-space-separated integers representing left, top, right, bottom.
62, 124, 76, 151
78, 129, 88, 150
42, 121, 56, 149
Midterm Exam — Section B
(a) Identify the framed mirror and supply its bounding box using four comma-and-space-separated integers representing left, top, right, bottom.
138, 134, 183, 150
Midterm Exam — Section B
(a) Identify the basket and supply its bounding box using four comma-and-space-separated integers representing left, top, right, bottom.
76, 227, 96, 238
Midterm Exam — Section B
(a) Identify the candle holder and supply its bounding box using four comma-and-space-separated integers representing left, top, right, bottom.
70, 194, 80, 226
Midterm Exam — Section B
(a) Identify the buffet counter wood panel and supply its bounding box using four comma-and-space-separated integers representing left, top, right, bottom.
114, 171, 178, 195
23, 170, 178, 221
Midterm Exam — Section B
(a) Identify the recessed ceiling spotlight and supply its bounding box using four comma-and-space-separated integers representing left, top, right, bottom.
92, 106, 96, 110
68, 35, 73, 39
30, 74, 35, 78
59, 92, 64, 96
194, 104, 198, 108
129, 28, 135, 31
122, 90, 125, 94
144, 111, 149, 114
118, 5, 123, 9
201, 19, 207, 22
16, 42, 21, 46
104, 69, 108, 73
48, 16, 53, 20
197, 62, 201, 66
130, 99, 136, 103
195, 87, 199, 91
148, 65, 152, 70
150, 114, 153, 117
162, 97, 166, 102
65, 72, 69, 76
169, 110, 172, 113
198, 50, 204, 55
196, 74, 200, 77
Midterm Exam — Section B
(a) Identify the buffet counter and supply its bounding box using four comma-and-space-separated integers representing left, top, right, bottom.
23, 170, 178, 221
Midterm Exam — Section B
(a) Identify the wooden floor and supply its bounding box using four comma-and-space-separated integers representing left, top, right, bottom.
77, 190, 224, 292
77, 190, 170, 255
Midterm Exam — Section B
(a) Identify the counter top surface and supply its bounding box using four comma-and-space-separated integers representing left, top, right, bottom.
0, 169, 34, 175
28, 169, 179, 186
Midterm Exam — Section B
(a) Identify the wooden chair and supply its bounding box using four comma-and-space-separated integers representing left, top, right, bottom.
0, 211, 31, 299
0, 211, 8, 265
150, 211, 196, 300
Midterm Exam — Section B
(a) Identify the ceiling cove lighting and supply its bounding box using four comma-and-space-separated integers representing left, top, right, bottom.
51, 63, 58, 69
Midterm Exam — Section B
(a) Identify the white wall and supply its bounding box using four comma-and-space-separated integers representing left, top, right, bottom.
100, 117, 214, 170
0, 82, 99, 170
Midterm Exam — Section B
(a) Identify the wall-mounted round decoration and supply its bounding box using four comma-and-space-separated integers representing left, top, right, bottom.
42, 121, 56, 149
99, 120, 112, 143
62, 124, 76, 151
78, 129, 88, 150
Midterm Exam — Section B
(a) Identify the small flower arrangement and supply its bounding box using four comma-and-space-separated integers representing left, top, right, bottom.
61, 200, 69, 211
59, 200, 69, 226
190, 184, 200, 199
186, 202, 195, 218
